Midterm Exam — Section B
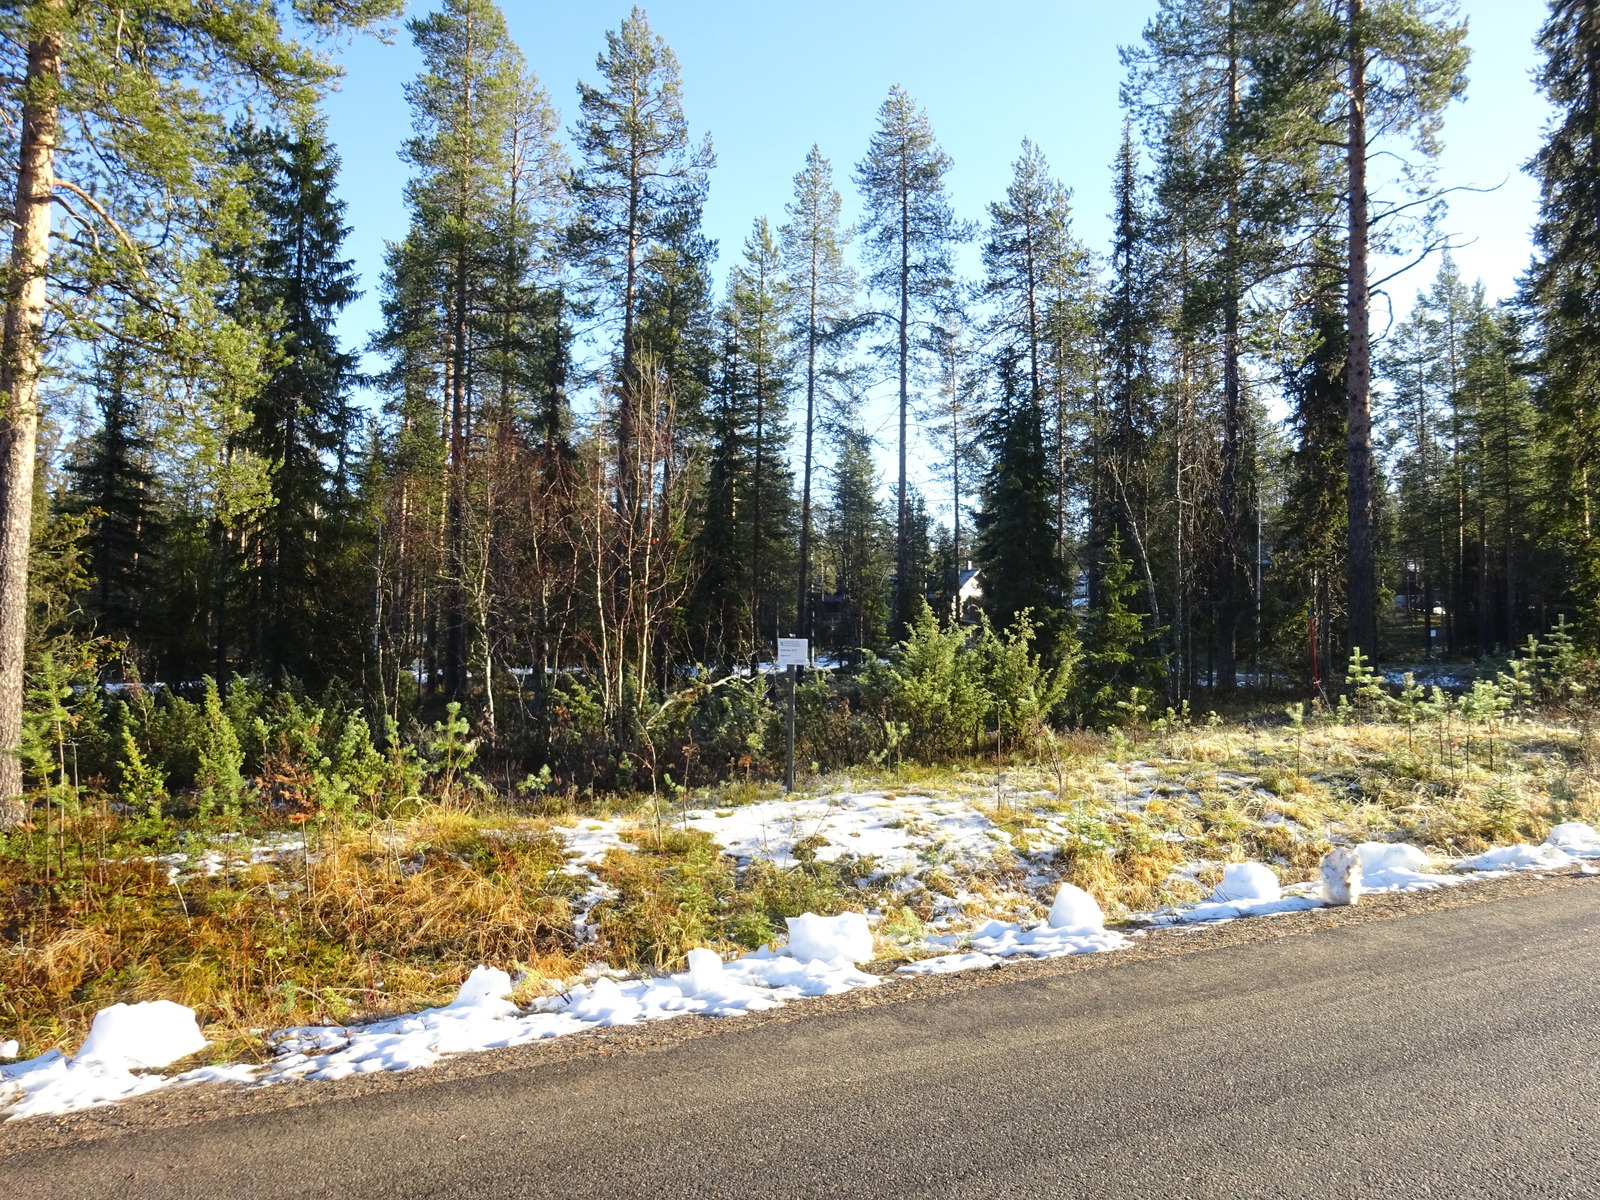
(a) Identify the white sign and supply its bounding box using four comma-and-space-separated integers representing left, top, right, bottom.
776, 638, 809, 667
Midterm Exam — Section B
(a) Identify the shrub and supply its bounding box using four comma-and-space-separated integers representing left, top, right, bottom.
865, 600, 990, 763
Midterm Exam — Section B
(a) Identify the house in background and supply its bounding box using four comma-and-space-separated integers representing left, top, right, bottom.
952, 564, 982, 624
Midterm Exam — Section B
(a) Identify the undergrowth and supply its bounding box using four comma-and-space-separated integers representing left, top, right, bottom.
3, 680, 1596, 1065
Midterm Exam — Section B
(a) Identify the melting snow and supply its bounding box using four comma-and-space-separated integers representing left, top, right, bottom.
899, 883, 1129, 975
1459, 842, 1577, 872
1546, 822, 1600, 857
682, 792, 1004, 874
1, 915, 879, 1121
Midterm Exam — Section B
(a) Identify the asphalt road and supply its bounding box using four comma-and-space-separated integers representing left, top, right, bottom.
6, 884, 1599, 1200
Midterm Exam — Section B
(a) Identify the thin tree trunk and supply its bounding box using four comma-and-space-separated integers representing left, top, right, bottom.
0, 13, 64, 823
895, 171, 911, 639
796, 280, 818, 641
1345, 0, 1380, 661
1217, 4, 1242, 691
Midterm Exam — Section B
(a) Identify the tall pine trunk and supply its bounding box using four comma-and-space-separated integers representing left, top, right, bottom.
0, 13, 63, 824
1344, 0, 1380, 662
1216, 4, 1243, 692
796, 312, 817, 641
895, 181, 911, 639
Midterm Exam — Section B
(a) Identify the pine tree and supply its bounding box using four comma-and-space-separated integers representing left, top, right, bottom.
1526, 0, 1600, 648
1294, 0, 1469, 661
919, 296, 984, 586
568, 6, 715, 457
781, 145, 857, 640
399, 0, 525, 699
854, 87, 969, 637
980, 140, 1088, 415
1128, 0, 1339, 689
979, 139, 1093, 592
0, 0, 400, 824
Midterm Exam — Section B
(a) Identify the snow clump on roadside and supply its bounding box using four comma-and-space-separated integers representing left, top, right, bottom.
1319, 846, 1363, 906
1545, 822, 1600, 856
1458, 842, 1577, 872
0, 1000, 253, 1122
1353, 842, 1465, 892
784, 912, 874, 964
898, 882, 1129, 976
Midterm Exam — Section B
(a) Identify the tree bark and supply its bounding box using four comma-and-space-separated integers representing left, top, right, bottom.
1344, 0, 1380, 662
0, 12, 63, 826
894, 164, 911, 640
1216, 3, 1242, 691
796, 286, 819, 643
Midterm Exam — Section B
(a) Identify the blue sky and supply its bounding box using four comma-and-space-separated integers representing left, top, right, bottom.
319, 0, 1552, 492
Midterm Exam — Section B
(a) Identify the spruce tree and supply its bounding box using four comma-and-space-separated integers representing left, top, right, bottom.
231, 118, 362, 683
62, 341, 161, 653
973, 355, 1062, 633
1079, 531, 1160, 727
1272, 253, 1348, 694
854, 87, 969, 637
693, 219, 795, 664
1098, 126, 1164, 638
1526, 0, 1600, 647
823, 426, 892, 658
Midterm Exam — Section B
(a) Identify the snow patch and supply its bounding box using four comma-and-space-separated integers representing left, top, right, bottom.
1546, 822, 1600, 856
1047, 883, 1108, 933
683, 792, 1003, 875
783, 912, 874, 965
895, 951, 1002, 976
2, 919, 884, 1121
0, 1001, 213, 1121
1459, 842, 1577, 872
1211, 862, 1280, 903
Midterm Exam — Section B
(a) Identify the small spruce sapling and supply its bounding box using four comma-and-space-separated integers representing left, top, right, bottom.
195, 677, 246, 823
427, 702, 482, 808
1343, 648, 1390, 720
1393, 673, 1427, 748
117, 728, 168, 820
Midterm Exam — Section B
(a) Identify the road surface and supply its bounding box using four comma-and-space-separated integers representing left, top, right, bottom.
6, 882, 1598, 1198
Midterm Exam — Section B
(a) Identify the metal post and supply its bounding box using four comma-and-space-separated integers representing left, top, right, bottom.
785, 663, 796, 793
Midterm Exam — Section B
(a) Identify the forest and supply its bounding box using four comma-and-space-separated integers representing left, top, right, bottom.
0, 0, 1596, 817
